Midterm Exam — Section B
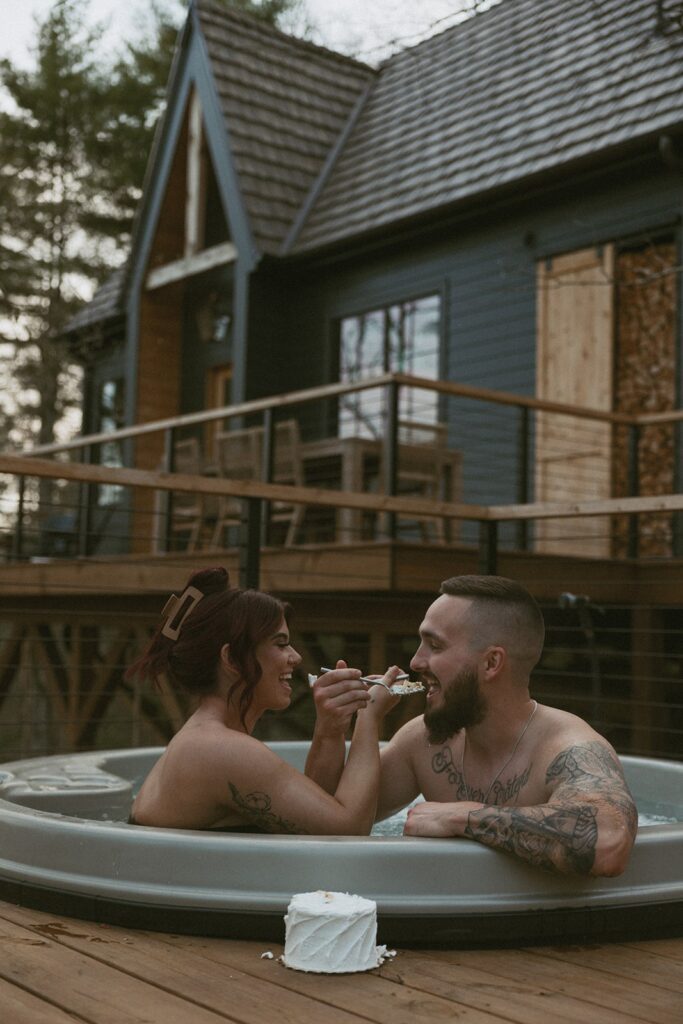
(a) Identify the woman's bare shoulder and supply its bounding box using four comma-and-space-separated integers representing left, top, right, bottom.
163, 721, 281, 780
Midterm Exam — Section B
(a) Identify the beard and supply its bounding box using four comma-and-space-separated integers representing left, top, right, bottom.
423, 664, 487, 745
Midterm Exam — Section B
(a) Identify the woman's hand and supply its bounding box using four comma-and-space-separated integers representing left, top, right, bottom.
362, 666, 404, 720
311, 660, 370, 737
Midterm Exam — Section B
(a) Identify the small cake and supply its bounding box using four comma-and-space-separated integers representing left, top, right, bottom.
282, 891, 381, 973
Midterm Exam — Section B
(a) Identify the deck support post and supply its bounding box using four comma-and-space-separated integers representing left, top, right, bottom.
384, 380, 399, 541
12, 475, 26, 560
261, 409, 274, 547
478, 520, 498, 575
77, 445, 94, 557
627, 423, 640, 558
239, 498, 262, 589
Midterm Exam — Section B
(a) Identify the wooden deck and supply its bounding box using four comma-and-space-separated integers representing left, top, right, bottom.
0, 899, 680, 1023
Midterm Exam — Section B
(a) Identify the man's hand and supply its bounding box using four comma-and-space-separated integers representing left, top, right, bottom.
403, 800, 475, 838
311, 660, 370, 738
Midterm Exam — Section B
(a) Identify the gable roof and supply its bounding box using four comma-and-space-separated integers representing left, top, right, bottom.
290, 0, 683, 252
195, 0, 374, 255
65, 0, 683, 335
64, 265, 126, 335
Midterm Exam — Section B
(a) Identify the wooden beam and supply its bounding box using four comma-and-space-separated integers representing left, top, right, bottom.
185, 89, 206, 258
29, 376, 397, 457
145, 241, 237, 291
0, 453, 490, 521
488, 492, 683, 521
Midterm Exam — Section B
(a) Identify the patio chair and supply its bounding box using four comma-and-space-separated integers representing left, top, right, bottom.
267, 418, 306, 546
210, 419, 306, 548
210, 426, 263, 548
168, 437, 206, 551
394, 420, 455, 543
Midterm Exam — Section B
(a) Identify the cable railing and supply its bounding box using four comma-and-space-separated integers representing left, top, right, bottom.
4, 372, 682, 562
0, 434, 682, 762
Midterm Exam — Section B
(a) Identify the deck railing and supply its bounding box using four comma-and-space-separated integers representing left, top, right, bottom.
0, 451, 681, 761
2, 371, 683, 563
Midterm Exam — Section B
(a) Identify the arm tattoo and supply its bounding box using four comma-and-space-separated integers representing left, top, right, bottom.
466, 803, 598, 873
431, 746, 531, 804
464, 740, 637, 875
228, 783, 309, 835
546, 741, 638, 836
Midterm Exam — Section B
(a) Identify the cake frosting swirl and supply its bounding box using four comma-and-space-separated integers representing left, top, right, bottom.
282, 891, 381, 973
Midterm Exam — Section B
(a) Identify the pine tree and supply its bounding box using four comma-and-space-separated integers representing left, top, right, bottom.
0, 0, 308, 457
0, 0, 115, 453
96, 1, 307, 243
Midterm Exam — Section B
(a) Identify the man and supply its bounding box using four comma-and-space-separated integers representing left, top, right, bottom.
309, 575, 637, 876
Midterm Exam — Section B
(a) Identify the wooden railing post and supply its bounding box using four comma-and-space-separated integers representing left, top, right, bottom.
261, 409, 274, 547
12, 475, 26, 560
384, 380, 399, 541
76, 445, 94, 557
239, 498, 261, 589
627, 423, 640, 558
478, 520, 498, 575
158, 427, 174, 553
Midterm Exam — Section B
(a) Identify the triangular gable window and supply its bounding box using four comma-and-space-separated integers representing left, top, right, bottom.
146, 88, 236, 292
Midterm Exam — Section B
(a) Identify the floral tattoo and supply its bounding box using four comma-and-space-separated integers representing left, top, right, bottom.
228, 783, 308, 834
464, 740, 637, 874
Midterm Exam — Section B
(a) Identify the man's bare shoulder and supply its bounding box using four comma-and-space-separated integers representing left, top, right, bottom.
384, 713, 427, 751
534, 705, 633, 802
535, 704, 613, 758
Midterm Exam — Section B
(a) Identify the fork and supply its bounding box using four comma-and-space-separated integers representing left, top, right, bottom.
320, 667, 409, 688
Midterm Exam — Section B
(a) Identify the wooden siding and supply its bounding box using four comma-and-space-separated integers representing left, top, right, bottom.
132, 288, 183, 552
535, 245, 615, 556
283, 156, 681, 549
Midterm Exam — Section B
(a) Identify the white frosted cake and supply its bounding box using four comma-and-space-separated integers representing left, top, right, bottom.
282, 891, 381, 973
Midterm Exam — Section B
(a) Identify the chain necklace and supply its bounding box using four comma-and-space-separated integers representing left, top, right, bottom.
461, 700, 538, 804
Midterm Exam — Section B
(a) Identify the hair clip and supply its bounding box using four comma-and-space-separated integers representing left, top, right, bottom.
161, 586, 203, 641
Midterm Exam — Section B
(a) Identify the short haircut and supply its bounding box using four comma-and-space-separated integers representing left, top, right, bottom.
439, 575, 545, 673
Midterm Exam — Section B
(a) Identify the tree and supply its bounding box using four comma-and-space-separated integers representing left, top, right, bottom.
88, 0, 309, 248
0, 0, 307, 458
0, 0, 116, 455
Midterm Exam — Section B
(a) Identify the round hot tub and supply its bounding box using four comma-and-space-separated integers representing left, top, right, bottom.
0, 745, 681, 946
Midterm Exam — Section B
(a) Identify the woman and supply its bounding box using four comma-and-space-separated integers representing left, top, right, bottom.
127, 566, 399, 834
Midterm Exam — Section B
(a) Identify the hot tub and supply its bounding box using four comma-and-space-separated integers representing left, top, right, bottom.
0, 745, 681, 946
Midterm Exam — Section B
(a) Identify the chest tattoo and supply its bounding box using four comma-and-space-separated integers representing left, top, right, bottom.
431, 746, 466, 796
431, 746, 531, 805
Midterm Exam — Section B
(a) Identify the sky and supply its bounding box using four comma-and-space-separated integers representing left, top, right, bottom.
1, 0, 495, 68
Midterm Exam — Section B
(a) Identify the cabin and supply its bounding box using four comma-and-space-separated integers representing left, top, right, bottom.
1, 0, 683, 763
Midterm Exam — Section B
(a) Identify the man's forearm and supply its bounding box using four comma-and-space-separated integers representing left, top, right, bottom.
464, 802, 598, 875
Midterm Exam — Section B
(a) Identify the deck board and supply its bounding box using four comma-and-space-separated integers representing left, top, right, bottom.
415, 946, 681, 1023
0, 899, 680, 1024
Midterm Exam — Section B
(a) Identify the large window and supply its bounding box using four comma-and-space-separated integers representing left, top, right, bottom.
338, 294, 441, 437
97, 378, 125, 506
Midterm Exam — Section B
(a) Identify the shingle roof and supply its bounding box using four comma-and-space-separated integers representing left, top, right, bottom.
64, 266, 126, 335
64, 0, 683, 334
291, 0, 683, 252
195, 0, 374, 255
